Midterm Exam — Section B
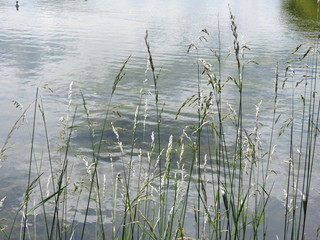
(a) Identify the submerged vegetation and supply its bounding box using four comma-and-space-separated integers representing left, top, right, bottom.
1, 11, 320, 240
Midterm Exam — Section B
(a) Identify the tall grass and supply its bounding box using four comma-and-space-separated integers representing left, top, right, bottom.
1, 11, 320, 240
281, 37, 320, 240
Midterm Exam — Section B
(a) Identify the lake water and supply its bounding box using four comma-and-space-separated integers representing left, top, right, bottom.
1, 0, 320, 238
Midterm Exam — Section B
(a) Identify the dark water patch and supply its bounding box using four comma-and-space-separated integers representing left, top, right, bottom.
282, 0, 320, 36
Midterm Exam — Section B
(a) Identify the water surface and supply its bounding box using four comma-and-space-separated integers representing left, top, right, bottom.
1, 0, 320, 238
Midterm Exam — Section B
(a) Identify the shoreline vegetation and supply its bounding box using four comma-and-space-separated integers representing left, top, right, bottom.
1, 11, 320, 239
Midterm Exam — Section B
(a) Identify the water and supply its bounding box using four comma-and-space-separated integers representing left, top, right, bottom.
1, 0, 320, 238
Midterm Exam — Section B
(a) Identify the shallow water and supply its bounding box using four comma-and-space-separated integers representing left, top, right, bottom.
1, 0, 320, 238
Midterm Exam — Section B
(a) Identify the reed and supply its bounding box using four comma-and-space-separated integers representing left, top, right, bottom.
1, 11, 319, 240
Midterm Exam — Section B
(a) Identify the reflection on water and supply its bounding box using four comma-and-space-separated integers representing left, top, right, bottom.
288, 0, 320, 20
1, 0, 320, 238
283, 0, 320, 34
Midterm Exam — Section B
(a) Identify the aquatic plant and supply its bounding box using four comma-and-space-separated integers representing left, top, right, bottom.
1, 10, 320, 240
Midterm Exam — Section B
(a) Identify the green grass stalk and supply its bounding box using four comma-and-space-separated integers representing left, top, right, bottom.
22, 88, 39, 240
